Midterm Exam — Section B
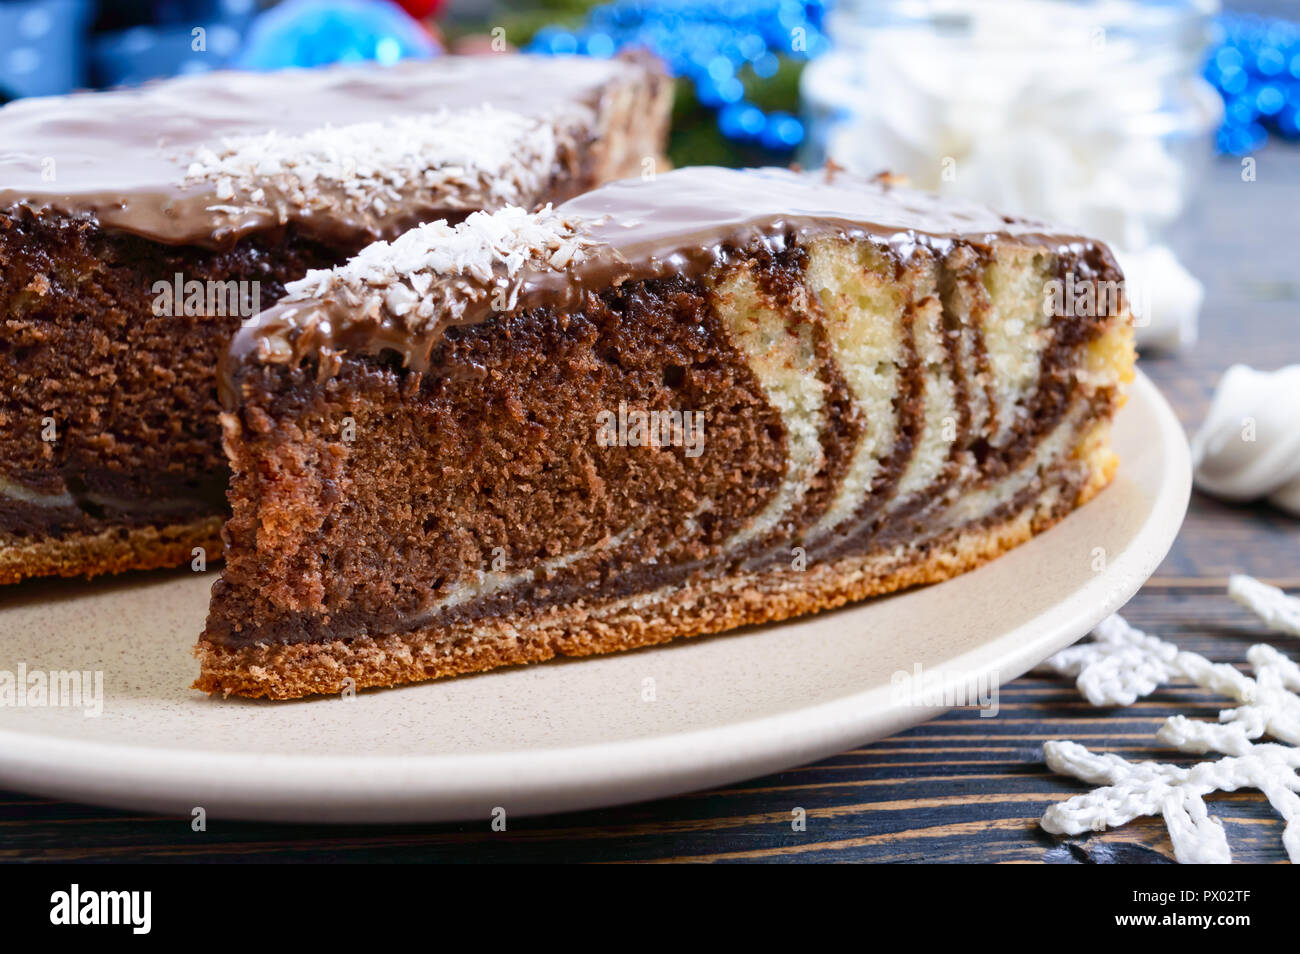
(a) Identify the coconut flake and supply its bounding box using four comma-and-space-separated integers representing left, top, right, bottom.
280, 204, 600, 337
181, 105, 563, 230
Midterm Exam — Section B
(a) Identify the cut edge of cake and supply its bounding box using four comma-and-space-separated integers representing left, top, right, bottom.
196, 166, 1136, 699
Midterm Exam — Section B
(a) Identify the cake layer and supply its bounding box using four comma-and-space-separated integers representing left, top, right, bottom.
0, 54, 672, 584
200, 167, 1134, 698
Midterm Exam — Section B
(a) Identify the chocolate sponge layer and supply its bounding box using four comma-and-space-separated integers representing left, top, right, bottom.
0, 214, 357, 583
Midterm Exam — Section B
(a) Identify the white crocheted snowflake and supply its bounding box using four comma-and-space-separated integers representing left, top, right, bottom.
1039, 575, 1300, 863
1230, 574, 1300, 637
1041, 740, 1300, 864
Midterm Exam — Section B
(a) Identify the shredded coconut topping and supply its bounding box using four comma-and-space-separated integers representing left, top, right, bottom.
182, 105, 563, 227
283, 203, 598, 330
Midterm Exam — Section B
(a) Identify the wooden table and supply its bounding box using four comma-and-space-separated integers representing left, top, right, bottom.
2, 147, 1297, 868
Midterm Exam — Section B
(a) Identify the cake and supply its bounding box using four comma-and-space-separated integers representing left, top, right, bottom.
0, 53, 671, 584
197, 166, 1135, 699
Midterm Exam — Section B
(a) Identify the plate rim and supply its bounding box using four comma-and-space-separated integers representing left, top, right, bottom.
0, 370, 1191, 822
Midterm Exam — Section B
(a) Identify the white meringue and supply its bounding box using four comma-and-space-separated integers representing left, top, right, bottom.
1190, 364, 1300, 516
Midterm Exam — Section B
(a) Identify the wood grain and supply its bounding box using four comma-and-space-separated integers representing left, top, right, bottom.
1, 132, 1297, 866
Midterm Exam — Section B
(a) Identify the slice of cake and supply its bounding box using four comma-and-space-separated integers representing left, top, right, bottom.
0, 53, 670, 584
198, 166, 1135, 699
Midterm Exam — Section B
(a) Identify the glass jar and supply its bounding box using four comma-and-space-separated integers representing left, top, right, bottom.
801, 0, 1223, 351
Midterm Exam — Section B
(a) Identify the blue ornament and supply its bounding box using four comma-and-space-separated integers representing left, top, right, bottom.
585, 32, 616, 58
760, 112, 803, 151
719, 102, 764, 139
235, 0, 438, 72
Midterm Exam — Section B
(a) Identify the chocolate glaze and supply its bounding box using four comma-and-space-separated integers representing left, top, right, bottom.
225, 166, 1118, 407
0, 55, 642, 248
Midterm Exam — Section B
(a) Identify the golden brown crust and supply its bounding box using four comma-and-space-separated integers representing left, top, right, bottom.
194, 459, 1111, 700
0, 517, 223, 585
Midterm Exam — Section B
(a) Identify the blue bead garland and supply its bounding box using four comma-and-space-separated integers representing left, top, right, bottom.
529, 3, 1300, 157
528, 0, 829, 152
1206, 13, 1300, 154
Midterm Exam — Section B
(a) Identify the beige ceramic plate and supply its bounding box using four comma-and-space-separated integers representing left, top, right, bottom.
0, 370, 1189, 823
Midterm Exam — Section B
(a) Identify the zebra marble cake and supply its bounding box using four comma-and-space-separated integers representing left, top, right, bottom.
198, 166, 1135, 699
